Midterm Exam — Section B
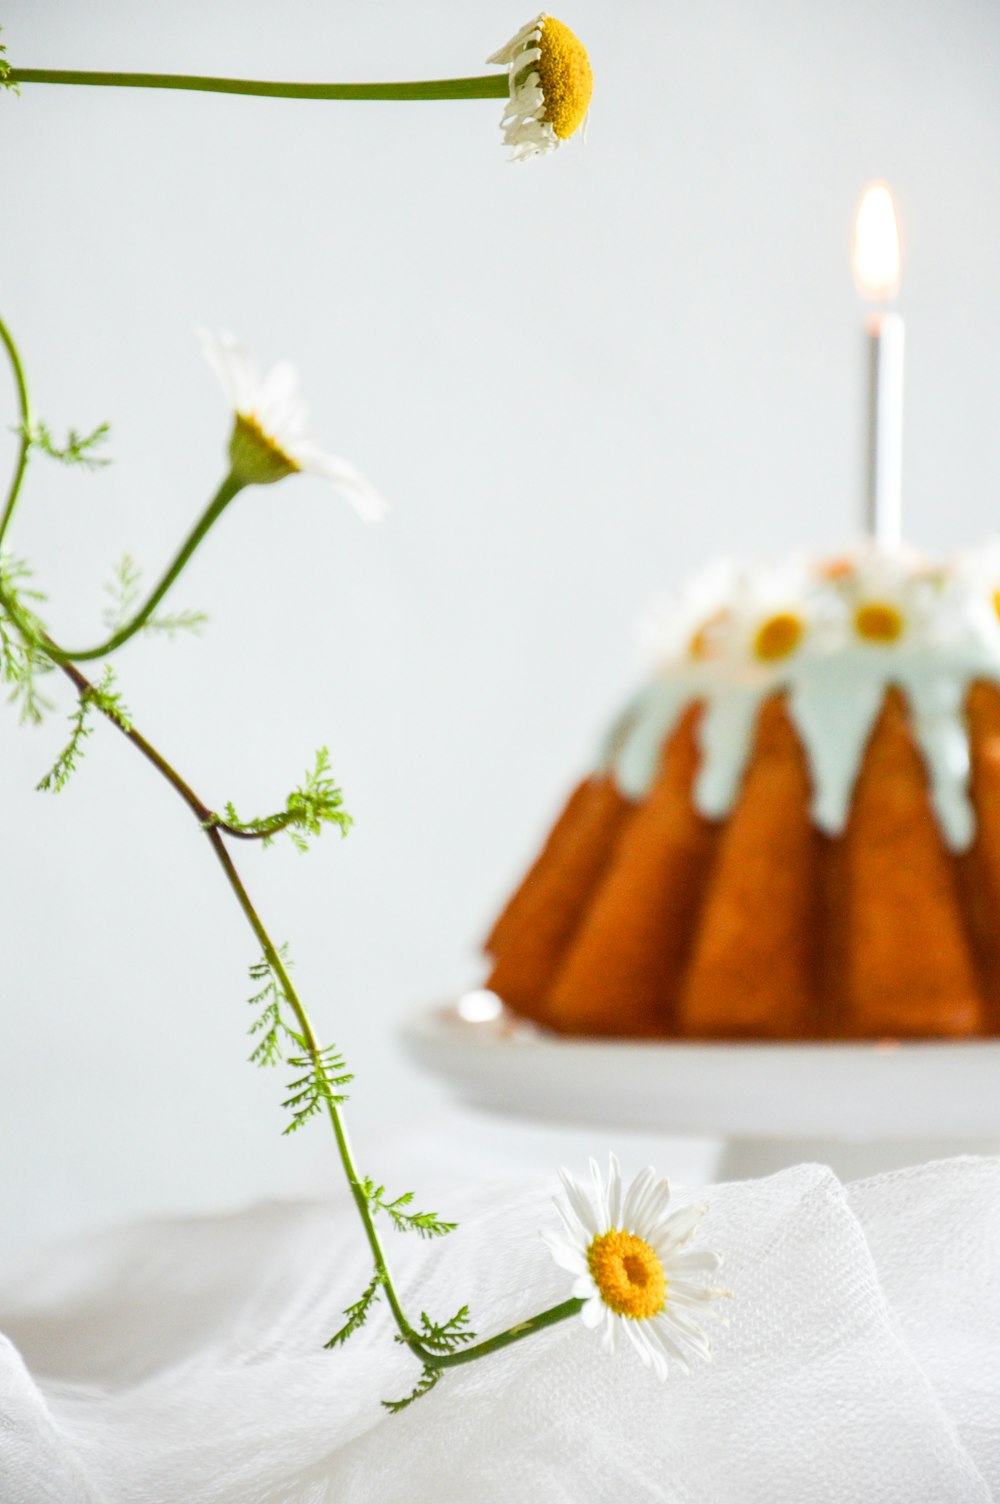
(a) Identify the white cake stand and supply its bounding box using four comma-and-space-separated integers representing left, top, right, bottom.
401, 999, 1000, 1180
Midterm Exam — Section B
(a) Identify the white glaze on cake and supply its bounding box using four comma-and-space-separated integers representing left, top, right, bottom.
599, 544, 1000, 853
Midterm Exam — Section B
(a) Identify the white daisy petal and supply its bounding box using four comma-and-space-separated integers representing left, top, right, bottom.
557, 1169, 599, 1237
669, 1248, 722, 1276
199, 330, 384, 514
605, 1153, 622, 1229
539, 1230, 588, 1276
572, 1274, 597, 1300
589, 1157, 610, 1229
648, 1315, 692, 1373
651, 1203, 707, 1251
621, 1166, 656, 1229
580, 1295, 606, 1330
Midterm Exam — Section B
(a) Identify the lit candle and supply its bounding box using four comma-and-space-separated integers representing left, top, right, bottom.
853, 182, 904, 549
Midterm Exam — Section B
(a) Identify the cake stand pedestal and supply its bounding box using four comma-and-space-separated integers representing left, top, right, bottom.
402, 1003, 1000, 1182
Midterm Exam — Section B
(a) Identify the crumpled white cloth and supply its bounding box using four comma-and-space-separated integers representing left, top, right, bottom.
1, 1157, 999, 1503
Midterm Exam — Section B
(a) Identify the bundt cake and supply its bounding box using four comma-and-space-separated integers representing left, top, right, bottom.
484, 545, 1000, 1039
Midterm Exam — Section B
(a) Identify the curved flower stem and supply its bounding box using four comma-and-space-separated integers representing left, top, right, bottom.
425, 1297, 585, 1369
9, 69, 509, 103
0, 314, 582, 1382
49, 649, 581, 1369
0, 314, 33, 549
46, 472, 245, 662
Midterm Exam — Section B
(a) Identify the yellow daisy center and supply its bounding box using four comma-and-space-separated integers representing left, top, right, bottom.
854, 601, 904, 643
753, 611, 804, 662
229, 413, 299, 486
587, 1230, 666, 1319
991, 589, 1000, 623
536, 18, 593, 140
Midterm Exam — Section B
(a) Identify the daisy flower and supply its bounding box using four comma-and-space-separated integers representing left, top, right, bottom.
725, 557, 839, 668
199, 330, 386, 521
836, 546, 954, 649
543, 1154, 727, 1380
488, 14, 593, 162
639, 558, 740, 668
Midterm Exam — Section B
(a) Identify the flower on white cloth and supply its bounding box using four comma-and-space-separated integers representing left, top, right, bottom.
488, 14, 593, 162
199, 330, 386, 520
543, 1154, 728, 1380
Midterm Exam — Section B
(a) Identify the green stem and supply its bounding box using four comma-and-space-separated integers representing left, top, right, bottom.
424, 1298, 585, 1369
0, 314, 32, 550
0, 314, 583, 1386
47, 472, 244, 662
8, 69, 509, 103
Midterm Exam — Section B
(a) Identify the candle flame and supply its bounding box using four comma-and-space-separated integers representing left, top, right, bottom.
853, 182, 901, 301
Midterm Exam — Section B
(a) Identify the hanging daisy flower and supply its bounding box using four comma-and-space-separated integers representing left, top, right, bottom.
488, 14, 593, 161
543, 1154, 727, 1380
198, 329, 386, 521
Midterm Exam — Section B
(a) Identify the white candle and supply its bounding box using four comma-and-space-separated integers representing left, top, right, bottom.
853, 183, 904, 549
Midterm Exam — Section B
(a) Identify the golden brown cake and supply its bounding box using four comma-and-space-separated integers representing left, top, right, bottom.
484, 546, 1000, 1039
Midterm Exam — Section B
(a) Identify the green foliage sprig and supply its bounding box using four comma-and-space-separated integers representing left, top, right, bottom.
215, 747, 352, 851
36, 664, 131, 792
247, 946, 302, 1067
23, 419, 111, 468
363, 1179, 457, 1240
0, 553, 53, 723
102, 553, 207, 638
383, 1309, 477, 1411
325, 1270, 385, 1349
0, 27, 16, 94
282, 1044, 354, 1135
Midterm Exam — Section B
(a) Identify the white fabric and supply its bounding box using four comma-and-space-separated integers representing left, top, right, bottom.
1, 1158, 999, 1502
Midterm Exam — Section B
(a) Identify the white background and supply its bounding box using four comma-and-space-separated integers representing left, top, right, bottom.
1, 0, 999, 1254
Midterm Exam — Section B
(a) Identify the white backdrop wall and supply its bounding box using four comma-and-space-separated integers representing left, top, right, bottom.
1, 0, 999, 1254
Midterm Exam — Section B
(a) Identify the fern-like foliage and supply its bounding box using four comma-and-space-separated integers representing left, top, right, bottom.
382, 1365, 441, 1415
363, 1179, 457, 1240
0, 553, 53, 724
102, 553, 207, 638
23, 420, 111, 469
381, 1311, 476, 1411
218, 747, 352, 852
0, 26, 17, 93
325, 1270, 384, 1349
282, 1044, 353, 1135
246, 945, 302, 1067
36, 665, 132, 793
413, 1306, 476, 1354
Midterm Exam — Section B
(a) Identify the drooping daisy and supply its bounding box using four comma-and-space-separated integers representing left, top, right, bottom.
488, 14, 593, 162
198, 330, 386, 521
543, 1154, 727, 1380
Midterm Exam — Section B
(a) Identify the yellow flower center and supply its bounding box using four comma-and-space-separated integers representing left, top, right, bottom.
854, 601, 904, 643
991, 589, 1000, 623
537, 18, 593, 140
587, 1230, 666, 1319
753, 611, 804, 662
229, 413, 299, 486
